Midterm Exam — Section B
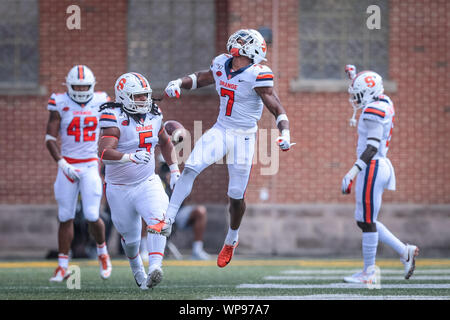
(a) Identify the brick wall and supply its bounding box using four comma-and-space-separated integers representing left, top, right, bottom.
0, 0, 449, 206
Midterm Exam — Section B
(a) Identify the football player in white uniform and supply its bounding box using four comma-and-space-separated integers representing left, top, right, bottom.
98, 72, 180, 289
148, 29, 294, 268
45, 65, 112, 282
341, 65, 419, 283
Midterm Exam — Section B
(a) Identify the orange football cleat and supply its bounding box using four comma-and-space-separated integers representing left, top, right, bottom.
217, 242, 239, 268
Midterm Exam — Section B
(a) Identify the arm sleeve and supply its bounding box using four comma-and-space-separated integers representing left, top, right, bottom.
252, 65, 274, 88
99, 109, 119, 129
364, 119, 384, 148
47, 94, 59, 113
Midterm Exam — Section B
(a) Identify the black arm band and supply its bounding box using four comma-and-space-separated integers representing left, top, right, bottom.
359, 144, 378, 165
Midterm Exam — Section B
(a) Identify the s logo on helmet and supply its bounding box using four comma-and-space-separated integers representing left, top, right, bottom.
365, 76, 376, 88
261, 40, 267, 53
117, 78, 126, 91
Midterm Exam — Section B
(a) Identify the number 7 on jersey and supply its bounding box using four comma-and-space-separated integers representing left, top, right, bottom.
220, 88, 235, 117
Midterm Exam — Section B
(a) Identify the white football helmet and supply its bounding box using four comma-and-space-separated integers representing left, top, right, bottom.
65, 65, 96, 103
114, 72, 152, 114
347, 70, 384, 126
227, 29, 267, 64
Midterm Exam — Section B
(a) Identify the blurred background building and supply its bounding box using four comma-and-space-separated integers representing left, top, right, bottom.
0, 0, 449, 258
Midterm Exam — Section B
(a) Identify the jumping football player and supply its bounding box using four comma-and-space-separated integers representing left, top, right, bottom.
98, 72, 180, 289
148, 29, 295, 268
46, 65, 112, 282
341, 65, 419, 283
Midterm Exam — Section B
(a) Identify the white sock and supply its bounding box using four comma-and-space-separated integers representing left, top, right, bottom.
224, 227, 239, 246
58, 253, 69, 269
96, 242, 108, 256
166, 168, 198, 222
147, 232, 166, 269
140, 236, 148, 253
362, 232, 378, 272
121, 238, 144, 275
192, 240, 204, 253
376, 221, 406, 256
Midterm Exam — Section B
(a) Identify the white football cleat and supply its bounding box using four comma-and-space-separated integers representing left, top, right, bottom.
191, 249, 211, 260
147, 265, 163, 289
49, 266, 70, 282
401, 244, 419, 279
98, 254, 112, 280
343, 270, 377, 284
134, 270, 148, 290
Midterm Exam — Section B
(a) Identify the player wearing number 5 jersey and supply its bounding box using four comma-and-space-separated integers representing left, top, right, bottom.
45, 65, 112, 283
98, 72, 180, 289
149, 29, 295, 268
341, 66, 419, 284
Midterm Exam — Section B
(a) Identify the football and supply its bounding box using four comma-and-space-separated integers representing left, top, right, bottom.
164, 120, 187, 144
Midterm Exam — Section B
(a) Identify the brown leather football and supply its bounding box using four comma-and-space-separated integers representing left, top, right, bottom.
164, 120, 187, 144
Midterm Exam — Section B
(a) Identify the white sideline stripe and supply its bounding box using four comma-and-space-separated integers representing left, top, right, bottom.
237, 283, 450, 289
282, 269, 450, 275
207, 294, 450, 300
265, 275, 450, 281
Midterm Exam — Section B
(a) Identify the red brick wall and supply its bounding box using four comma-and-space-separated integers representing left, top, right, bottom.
0, 0, 449, 205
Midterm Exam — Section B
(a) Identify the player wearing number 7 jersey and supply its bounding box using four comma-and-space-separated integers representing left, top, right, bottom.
45, 65, 112, 283
150, 29, 295, 268
341, 66, 419, 284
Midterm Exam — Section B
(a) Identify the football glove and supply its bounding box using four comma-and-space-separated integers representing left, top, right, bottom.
169, 163, 180, 190
165, 79, 182, 99
277, 130, 296, 151
129, 151, 151, 164
58, 159, 81, 181
341, 165, 361, 194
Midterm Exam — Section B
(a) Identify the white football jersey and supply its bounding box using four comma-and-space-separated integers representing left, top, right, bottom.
99, 107, 163, 185
47, 92, 110, 160
210, 53, 274, 132
357, 95, 395, 159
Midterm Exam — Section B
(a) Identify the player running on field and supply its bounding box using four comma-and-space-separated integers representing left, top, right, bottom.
46, 65, 112, 282
148, 29, 295, 268
341, 65, 419, 284
98, 72, 180, 289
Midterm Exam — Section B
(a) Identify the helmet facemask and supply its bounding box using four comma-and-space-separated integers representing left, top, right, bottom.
65, 65, 96, 104
227, 29, 267, 64
121, 90, 152, 115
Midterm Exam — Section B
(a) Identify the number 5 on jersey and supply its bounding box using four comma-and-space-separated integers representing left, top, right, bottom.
139, 131, 153, 152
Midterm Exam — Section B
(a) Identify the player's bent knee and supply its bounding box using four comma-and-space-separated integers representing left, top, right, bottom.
83, 209, 100, 222
227, 188, 245, 200
356, 221, 377, 232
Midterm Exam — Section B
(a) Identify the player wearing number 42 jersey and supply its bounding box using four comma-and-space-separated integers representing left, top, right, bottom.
148, 29, 295, 268
45, 65, 112, 282
341, 65, 419, 284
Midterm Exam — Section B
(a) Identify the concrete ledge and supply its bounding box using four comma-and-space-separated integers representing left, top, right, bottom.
239, 204, 450, 258
0, 204, 449, 259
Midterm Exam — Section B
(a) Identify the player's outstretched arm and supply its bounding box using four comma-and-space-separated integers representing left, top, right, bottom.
255, 86, 295, 151
165, 70, 214, 99
158, 128, 180, 189
99, 127, 150, 165
45, 110, 81, 181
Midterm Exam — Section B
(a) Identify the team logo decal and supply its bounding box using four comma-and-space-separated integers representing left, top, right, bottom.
216, 71, 222, 77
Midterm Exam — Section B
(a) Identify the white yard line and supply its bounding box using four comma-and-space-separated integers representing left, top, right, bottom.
237, 283, 450, 289
265, 275, 450, 281
282, 269, 450, 275
207, 294, 450, 300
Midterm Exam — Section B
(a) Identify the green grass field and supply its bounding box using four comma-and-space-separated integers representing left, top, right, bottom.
1, 258, 450, 300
